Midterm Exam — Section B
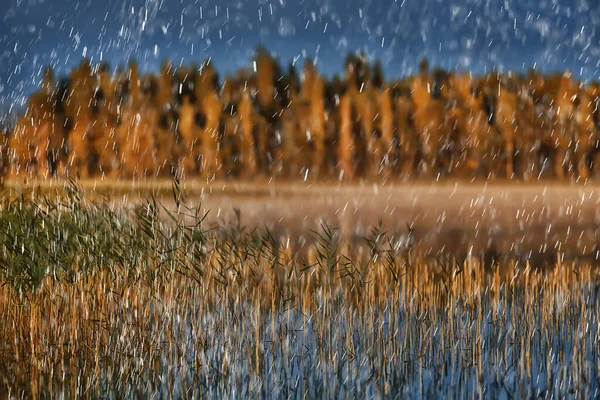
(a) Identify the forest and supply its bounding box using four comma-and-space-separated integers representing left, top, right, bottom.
2, 47, 600, 182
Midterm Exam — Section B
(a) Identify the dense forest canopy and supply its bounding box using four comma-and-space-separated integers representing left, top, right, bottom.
2, 48, 600, 182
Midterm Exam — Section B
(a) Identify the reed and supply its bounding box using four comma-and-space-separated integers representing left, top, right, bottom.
0, 180, 599, 398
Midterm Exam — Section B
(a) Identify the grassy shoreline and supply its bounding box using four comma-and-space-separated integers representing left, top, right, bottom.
4, 176, 600, 198
0, 182, 599, 397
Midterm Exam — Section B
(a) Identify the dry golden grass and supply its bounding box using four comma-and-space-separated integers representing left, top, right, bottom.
0, 181, 599, 398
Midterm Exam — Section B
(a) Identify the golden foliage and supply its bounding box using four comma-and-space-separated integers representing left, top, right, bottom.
6, 51, 600, 181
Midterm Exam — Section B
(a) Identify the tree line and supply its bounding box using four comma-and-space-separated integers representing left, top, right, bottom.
2, 47, 600, 183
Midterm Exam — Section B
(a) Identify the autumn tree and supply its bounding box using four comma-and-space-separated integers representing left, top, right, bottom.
10, 66, 62, 178
195, 59, 219, 102
570, 85, 596, 179
285, 62, 301, 103
336, 93, 354, 179
448, 73, 494, 177
300, 60, 326, 177
218, 72, 260, 178
219, 80, 238, 177
494, 80, 520, 178
278, 100, 303, 177
352, 90, 376, 176
156, 61, 175, 105
373, 88, 395, 177
585, 84, 600, 177
545, 71, 578, 179
411, 64, 447, 176
0, 128, 8, 185
177, 95, 200, 176
152, 61, 180, 177
252, 49, 292, 175
196, 63, 222, 179
116, 61, 157, 178
91, 62, 121, 178
254, 47, 279, 120
345, 53, 371, 92
237, 88, 258, 177
393, 87, 419, 177
343, 54, 379, 176
62, 59, 99, 178
372, 62, 385, 90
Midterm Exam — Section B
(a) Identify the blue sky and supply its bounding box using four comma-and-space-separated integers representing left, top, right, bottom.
1, 0, 600, 117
